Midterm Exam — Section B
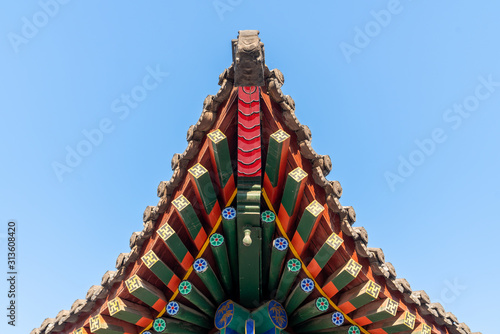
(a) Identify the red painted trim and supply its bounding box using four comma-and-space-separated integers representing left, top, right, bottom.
237, 86, 261, 177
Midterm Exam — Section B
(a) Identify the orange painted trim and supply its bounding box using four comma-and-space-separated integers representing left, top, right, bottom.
277, 203, 291, 233
194, 229, 207, 250
306, 259, 321, 279
291, 233, 306, 256
180, 252, 194, 271
339, 301, 356, 314
222, 175, 236, 205
136, 317, 153, 328
355, 316, 372, 326
151, 298, 167, 312
322, 281, 339, 298
167, 275, 181, 293
207, 202, 221, 227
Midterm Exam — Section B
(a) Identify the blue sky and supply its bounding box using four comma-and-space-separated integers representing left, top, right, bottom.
1, 1, 498, 333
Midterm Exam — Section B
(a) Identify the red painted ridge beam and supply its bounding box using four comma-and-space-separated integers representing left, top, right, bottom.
237, 86, 261, 177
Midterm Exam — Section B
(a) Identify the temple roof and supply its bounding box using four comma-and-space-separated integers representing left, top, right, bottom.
33, 31, 478, 334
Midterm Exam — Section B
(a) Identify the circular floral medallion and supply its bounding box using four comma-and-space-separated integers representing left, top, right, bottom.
316, 297, 329, 311
348, 325, 361, 334
273, 237, 288, 251
210, 233, 224, 247
178, 281, 192, 295
261, 210, 276, 223
331, 311, 344, 326
166, 301, 179, 316
300, 278, 314, 292
153, 318, 166, 332
268, 300, 287, 329
193, 258, 208, 273
287, 258, 301, 272
215, 300, 234, 329
222, 207, 236, 220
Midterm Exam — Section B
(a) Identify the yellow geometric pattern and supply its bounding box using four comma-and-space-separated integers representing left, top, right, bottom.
306, 200, 325, 217
344, 259, 362, 277
188, 163, 208, 179
271, 129, 290, 143
89, 315, 102, 332
125, 275, 142, 293
385, 298, 399, 316
172, 195, 190, 211
207, 129, 226, 144
326, 233, 343, 250
289, 167, 307, 182
421, 324, 432, 334
73, 328, 87, 334
108, 297, 124, 316
157, 223, 175, 241
141, 250, 160, 268
365, 280, 381, 299
403, 311, 416, 329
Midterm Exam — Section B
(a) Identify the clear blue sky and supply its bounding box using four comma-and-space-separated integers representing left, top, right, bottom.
1, 1, 498, 333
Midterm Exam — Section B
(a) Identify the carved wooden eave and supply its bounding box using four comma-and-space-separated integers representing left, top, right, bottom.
33, 30, 479, 334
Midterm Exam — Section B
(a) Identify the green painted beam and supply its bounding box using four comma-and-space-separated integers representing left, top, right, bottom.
289, 297, 329, 326
188, 163, 221, 227
322, 259, 362, 298
178, 280, 215, 317
306, 232, 343, 279
291, 200, 324, 256
337, 280, 381, 314
89, 315, 137, 334
207, 129, 235, 204
277, 167, 308, 233
209, 233, 233, 294
284, 278, 314, 314
193, 258, 226, 305
172, 195, 207, 250
365, 311, 416, 333
152, 317, 207, 334
156, 222, 194, 271
261, 210, 276, 290
165, 301, 212, 329
107, 297, 153, 328
141, 250, 180, 293
267, 237, 289, 294
124, 275, 167, 312
221, 206, 238, 289
350, 298, 399, 326
263, 129, 290, 204
275, 258, 301, 302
